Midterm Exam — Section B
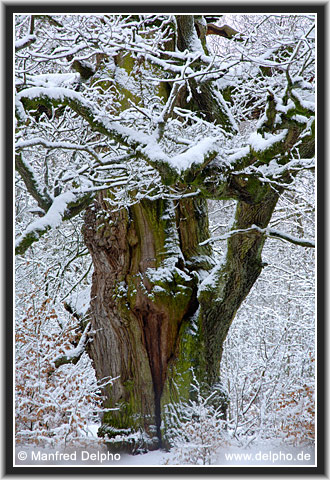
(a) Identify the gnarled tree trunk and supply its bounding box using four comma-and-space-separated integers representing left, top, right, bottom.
83, 193, 215, 449
82, 183, 280, 450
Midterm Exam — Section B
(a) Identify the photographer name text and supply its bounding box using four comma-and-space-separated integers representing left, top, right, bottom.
18, 450, 121, 464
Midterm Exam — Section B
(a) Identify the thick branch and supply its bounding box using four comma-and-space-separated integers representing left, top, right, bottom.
15, 34, 36, 52
194, 119, 314, 201
16, 87, 180, 184
17, 86, 313, 204
197, 193, 280, 384
206, 24, 242, 40
15, 191, 93, 255
16, 87, 227, 185
176, 15, 202, 53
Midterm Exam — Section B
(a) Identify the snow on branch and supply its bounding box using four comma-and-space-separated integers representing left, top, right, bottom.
16, 87, 180, 183
16, 87, 225, 185
200, 224, 315, 248
16, 137, 103, 164
15, 191, 93, 255
265, 228, 315, 248
52, 322, 92, 370
224, 131, 291, 171
15, 34, 36, 51
290, 88, 315, 114
171, 138, 219, 175
15, 86, 149, 148
236, 157, 315, 188
142, 49, 239, 85
156, 81, 185, 141
15, 152, 52, 212
249, 130, 288, 153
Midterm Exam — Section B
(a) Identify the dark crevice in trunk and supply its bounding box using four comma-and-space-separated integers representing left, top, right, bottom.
138, 310, 165, 447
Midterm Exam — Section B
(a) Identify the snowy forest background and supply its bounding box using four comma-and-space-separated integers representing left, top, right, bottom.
14, 13, 315, 465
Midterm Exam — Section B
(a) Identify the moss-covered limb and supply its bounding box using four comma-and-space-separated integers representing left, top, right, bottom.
15, 228, 49, 256
62, 193, 94, 221
198, 188, 280, 385
172, 72, 238, 133
100, 17, 175, 127
261, 91, 278, 131
190, 121, 314, 203
184, 85, 314, 198
253, 83, 314, 156
188, 148, 272, 203
283, 70, 315, 118
15, 192, 93, 256
16, 88, 141, 148
258, 87, 314, 136
191, 79, 239, 133
106, 50, 142, 112
161, 310, 229, 432
16, 88, 180, 185
175, 15, 201, 53
159, 196, 217, 416
15, 152, 52, 212
71, 59, 95, 80
127, 197, 197, 323
289, 89, 315, 118
161, 315, 204, 416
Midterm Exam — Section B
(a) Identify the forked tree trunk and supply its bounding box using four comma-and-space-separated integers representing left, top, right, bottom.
83, 184, 280, 451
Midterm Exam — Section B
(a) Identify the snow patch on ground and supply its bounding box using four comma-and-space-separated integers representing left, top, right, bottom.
118, 440, 315, 467
15, 440, 314, 467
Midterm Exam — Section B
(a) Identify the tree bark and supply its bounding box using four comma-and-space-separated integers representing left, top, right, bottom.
83, 193, 215, 450
198, 190, 280, 385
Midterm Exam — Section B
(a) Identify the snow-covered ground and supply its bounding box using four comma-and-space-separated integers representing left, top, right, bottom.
15, 439, 315, 468
118, 440, 315, 467
15, 422, 315, 467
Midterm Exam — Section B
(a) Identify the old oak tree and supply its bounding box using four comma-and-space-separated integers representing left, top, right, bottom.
15, 14, 315, 450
